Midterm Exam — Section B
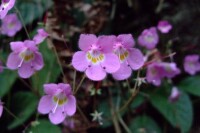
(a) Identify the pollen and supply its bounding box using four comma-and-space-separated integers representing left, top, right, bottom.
20, 50, 35, 62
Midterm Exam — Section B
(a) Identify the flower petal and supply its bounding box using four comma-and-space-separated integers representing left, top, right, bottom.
86, 65, 106, 81
101, 53, 120, 73
0, 105, 3, 118
58, 83, 72, 95
72, 51, 89, 72
64, 95, 76, 116
33, 52, 44, 70
38, 95, 53, 114
49, 107, 67, 125
24, 40, 38, 51
44, 84, 59, 95
6, 53, 21, 69
10, 41, 25, 52
18, 62, 34, 78
117, 34, 135, 48
127, 48, 144, 70
97, 35, 115, 53
79, 34, 97, 51
0, 9, 8, 19
112, 62, 132, 80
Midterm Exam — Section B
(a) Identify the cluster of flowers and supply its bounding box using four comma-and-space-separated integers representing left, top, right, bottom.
0, 0, 22, 37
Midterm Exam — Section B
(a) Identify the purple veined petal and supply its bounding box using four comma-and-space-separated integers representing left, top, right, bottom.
72, 51, 89, 72
38, 95, 53, 114
10, 41, 25, 52
32, 52, 44, 70
6, 53, 21, 69
0, 104, 3, 118
24, 40, 38, 51
79, 34, 97, 51
146, 63, 162, 86
100, 53, 120, 73
18, 62, 34, 78
112, 62, 132, 80
64, 95, 76, 116
33, 29, 48, 45
184, 55, 200, 75
127, 48, 144, 70
49, 107, 67, 125
0, 8, 8, 19
157, 20, 172, 34
44, 83, 59, 95
117, 34, 135, 48
97, 35, 115, 53
86, 65, 106, 81
58, 83, 72, 96
6, 0, 15, 10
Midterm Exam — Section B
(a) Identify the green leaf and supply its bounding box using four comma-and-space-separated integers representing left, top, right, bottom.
16, 0, 53, 25
8, 92, 38, 129
0, 70, 17, 97
27, 119, 61, 133
129, 115, 162, 133
178, 76, 200, 96
150, 90, 193, 133
130, 94, 145, 109
31, 42, 61, 95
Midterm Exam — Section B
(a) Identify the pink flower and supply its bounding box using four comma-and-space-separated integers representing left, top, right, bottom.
112, 34, 144, 80
0, 100, 3, 118
184, 55, 200, 75
6, 40, 44, 78
72, 34, 120, 81
146, 62, 180, 86
1, 13, 22, 37
168, 87, 180, 103
0, 0, 15, 19
33, 29, 48, 45
138, 27, 159, 50
38, 83, 76, 125
157, 20, 172, 33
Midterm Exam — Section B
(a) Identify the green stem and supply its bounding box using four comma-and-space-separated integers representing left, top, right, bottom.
73, 70, 77, 91
14, 7, 30, 39
74, 74, 86, 94
119, 70, 141, 112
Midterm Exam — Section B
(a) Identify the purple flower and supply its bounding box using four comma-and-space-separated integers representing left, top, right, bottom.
38, 83, 76, 125
138, 27, 159, 50
0, 0, 15, 19
0, 100, 3, 118
146, 62, 180, 86
112, 34, 144, 80
184, 55, 200, 75
168, 87, 181, 103
1, 13, 22, 37
6, 40, 44, 78
33, 28, 48, 45
72, 34, 120, 81
157, 20, 172, 33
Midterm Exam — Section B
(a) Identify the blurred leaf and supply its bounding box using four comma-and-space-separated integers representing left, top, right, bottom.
27, 119, 61, 133
178, 76, 200, 96
130, 94, 145, 109
0, 70, 17, 97
8, 92, 38, 129
150, 90, 193, 133
31, 42, 61, 95
129, 115, 162, 133
16, 0, 53, 25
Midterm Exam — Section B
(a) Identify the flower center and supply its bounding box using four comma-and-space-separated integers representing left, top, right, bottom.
144, 34, 154, 43
86, 44, 105, 64
114, 43, 129, 63
1, 0, 9, 10
53, 95, 68, 106
19, 50, 35, 62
